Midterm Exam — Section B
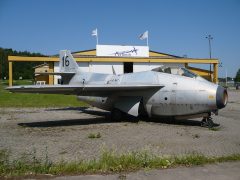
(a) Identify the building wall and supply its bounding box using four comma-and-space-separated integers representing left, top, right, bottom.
133, 63, 184, 72
35, 75, 49, 84
91, 62, 123, 74
35, 65, 49, 73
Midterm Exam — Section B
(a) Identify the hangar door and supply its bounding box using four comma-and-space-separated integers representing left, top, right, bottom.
124, 62, 133, 73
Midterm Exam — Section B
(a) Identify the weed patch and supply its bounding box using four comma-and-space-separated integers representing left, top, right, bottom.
88, 132, 101, 139
209, 127, 220, 131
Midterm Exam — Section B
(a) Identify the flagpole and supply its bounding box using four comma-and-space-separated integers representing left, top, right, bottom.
92, 28, 98, 45
96, 28, 98, 45
147, 31, 149, 46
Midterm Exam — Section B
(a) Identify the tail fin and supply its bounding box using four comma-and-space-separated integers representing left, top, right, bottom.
59, 50, 79, 73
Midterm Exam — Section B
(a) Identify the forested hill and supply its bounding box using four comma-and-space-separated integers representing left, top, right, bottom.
0, 47, 45, 80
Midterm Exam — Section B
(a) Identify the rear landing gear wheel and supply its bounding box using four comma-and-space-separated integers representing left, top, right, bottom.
111, 108, 123, 122
207, 117, 214, 128
201, 117, 214, 128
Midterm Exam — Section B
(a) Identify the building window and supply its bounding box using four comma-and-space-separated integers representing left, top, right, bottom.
124, 62, 133, 73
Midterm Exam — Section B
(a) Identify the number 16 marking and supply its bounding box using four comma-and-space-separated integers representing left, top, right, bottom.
62, 56, 70, 67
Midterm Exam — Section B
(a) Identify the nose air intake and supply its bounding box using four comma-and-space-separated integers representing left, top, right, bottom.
216, 86, 228, 109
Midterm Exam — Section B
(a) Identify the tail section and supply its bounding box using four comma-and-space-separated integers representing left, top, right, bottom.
59, 50, 79, 73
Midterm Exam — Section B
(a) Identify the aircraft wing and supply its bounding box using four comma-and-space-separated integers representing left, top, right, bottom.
6, 84, 164, 96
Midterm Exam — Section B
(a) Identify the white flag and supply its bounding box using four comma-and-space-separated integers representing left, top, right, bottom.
91, 28, 98, 36
139, 30, 148, 40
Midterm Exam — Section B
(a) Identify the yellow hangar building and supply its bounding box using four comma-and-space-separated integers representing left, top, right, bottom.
8, 45, 219, 86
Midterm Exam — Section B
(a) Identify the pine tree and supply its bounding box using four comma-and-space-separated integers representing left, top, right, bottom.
0, 47, 45, 80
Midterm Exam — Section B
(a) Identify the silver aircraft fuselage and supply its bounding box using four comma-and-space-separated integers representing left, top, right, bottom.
76, 70, 227, 118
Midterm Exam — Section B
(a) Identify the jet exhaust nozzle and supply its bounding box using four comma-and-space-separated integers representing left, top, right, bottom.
216, 85, 228, 109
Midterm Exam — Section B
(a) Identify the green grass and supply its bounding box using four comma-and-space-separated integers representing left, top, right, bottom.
1, 79, 34, 86
209, 127, 221, 131
1, 148, 240, 178
88, 132, 101, 139
0, 80, 87, 107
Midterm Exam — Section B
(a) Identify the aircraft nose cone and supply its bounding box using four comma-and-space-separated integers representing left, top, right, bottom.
216, 85, 228, 109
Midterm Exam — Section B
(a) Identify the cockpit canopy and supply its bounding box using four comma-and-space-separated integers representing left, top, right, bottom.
151, 66, 198, 78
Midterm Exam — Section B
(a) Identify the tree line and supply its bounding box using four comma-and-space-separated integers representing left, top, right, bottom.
0, 47, 45, 80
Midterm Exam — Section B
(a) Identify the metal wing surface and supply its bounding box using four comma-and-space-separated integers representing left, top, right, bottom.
6, 84, 164, 96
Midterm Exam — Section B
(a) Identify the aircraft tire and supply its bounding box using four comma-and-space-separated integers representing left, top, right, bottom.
201, 117, 214, 128
207, 119, 214, 128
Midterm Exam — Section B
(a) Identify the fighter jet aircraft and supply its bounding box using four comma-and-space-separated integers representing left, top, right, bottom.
6, 50, 228, 127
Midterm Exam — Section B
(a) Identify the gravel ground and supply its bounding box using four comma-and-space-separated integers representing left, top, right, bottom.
0, 90, 240, 163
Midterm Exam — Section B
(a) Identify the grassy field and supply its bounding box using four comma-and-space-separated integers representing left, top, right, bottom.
0, 148, 240, 178
0, 80, 87, 108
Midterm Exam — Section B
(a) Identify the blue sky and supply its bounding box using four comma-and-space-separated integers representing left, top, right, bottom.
0, 0, 239, 77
